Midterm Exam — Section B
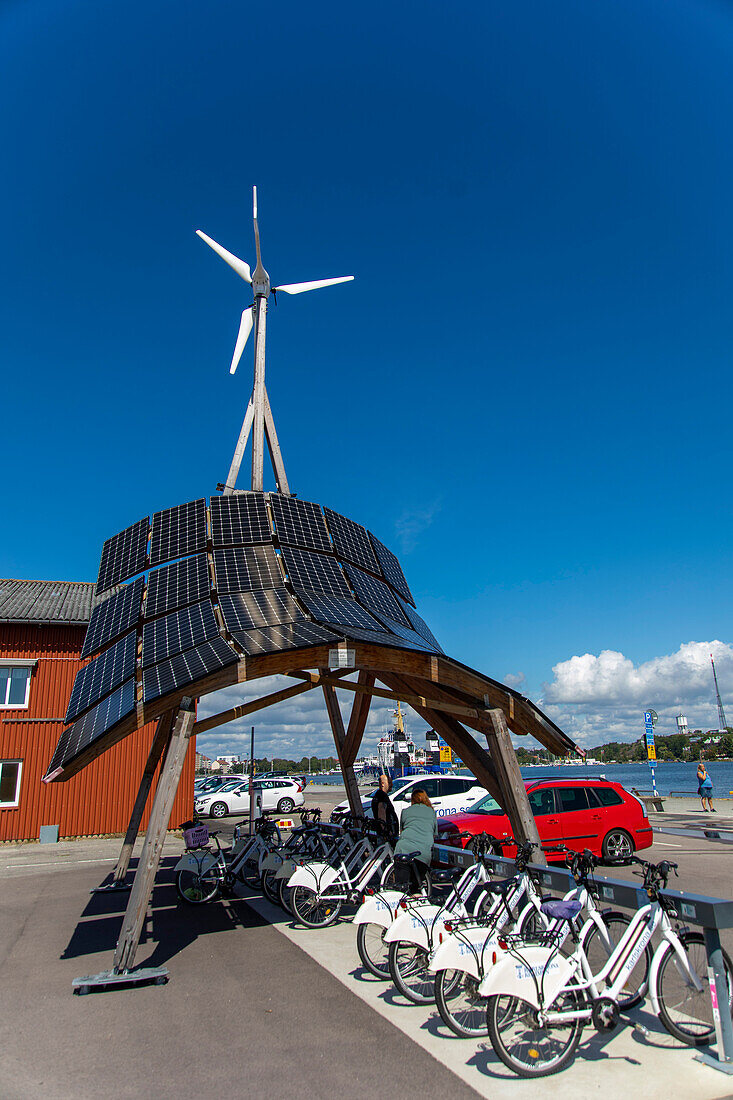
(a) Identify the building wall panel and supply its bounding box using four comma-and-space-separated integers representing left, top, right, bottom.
0, 624, 194, 841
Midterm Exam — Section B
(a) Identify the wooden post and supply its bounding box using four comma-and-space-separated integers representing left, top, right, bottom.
113, 699, 196, 973
342, 670, 375, 766
484, 707, 542, 856
319, 670, 363, 816
111, 710, 175, 884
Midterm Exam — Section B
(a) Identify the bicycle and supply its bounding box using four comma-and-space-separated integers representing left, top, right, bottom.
482, 856, 733, 1078
174, 816, 281, 904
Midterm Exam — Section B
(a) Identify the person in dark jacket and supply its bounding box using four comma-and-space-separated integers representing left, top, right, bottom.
371, 773, 399, 840
393, 788, 437, 892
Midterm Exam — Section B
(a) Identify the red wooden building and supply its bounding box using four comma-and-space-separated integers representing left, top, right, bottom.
0, 579, 194, 842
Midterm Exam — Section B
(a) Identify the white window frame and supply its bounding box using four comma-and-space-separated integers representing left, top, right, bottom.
0, 760, 23, 808
0, 660, 36, 710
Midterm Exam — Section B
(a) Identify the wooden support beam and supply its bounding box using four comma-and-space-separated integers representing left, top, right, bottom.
484, 707, 543, 858
342, 670, 375, 766
319, 669, 362, 817
289, 668, 488, 721
112, 710, 174, 884
381, 672, 503, 805
113, 699, 196, 973
193, 679, 319, 734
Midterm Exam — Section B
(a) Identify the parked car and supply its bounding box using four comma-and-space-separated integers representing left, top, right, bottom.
333, 774, 487, 825
436, 776, 653, 860
194, 774, 243, 796
195, 778, 305, 819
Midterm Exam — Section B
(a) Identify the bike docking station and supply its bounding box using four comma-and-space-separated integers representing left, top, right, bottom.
433, 842, 733, 1076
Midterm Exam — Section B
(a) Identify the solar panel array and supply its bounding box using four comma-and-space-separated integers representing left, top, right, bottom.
210, 493, 271, 547
280, 546, 350, 597
146, 555, 210, 618
270, 495, 332, 552
150, 498, 207, 566
219, 588, 304, 632
49, 490, 440, 779
82, 578, 145, 658
96, 517, 149, 594
142, 599, 220, 668
213, 545, 282, 593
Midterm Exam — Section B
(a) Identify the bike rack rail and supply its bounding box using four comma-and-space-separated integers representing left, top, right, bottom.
432, 843, 733, 1075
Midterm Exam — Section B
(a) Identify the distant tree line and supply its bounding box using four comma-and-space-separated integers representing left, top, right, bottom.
515, 729, 733, 765
225, 756, 339, 775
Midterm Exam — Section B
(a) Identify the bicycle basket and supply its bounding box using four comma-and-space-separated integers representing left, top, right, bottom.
183, 822, 210, 849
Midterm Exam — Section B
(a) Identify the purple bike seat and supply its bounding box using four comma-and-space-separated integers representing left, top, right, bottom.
540, 898, 582, 922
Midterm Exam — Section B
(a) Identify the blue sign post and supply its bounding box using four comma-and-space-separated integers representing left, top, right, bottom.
644, 710, 658, 796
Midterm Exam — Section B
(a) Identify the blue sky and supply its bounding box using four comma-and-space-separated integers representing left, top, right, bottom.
2, 0, 732, 756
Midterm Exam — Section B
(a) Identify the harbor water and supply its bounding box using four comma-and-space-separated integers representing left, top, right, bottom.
308, 760, 733, 796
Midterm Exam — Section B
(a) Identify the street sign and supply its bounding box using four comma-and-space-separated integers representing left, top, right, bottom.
647, 745, 657, 761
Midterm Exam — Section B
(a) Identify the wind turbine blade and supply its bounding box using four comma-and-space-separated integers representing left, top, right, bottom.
196, 230, 252, 284
273, 276, 354, 295
230, 309, 254, 374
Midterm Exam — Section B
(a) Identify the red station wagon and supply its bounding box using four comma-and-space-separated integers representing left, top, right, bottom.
438, 776, 653, 861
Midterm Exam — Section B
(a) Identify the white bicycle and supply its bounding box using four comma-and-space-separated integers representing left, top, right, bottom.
481, 856, 733, 1078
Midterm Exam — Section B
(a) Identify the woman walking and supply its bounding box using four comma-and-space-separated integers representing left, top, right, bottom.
697, 759, 715, 812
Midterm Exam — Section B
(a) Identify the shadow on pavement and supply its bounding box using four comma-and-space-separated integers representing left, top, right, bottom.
60, 856, 270, 969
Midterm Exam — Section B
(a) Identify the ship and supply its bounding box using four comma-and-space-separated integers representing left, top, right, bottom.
354, 703, 456, 778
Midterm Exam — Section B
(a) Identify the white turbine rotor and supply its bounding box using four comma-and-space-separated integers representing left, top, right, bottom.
230, 308, 254, 374
273, 275, 354, 295
196, 230, 252, 284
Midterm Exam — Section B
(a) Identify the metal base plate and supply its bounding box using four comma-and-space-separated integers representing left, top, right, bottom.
695, 1052, 733, 1075
91, 881, 132, 894
72, 966, 169, 995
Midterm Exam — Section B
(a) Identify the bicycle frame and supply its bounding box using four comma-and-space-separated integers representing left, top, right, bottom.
385, 861, 497, 953
287, 841, 394, 901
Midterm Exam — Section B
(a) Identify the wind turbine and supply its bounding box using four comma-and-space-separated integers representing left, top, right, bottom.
197, 187, 354, 495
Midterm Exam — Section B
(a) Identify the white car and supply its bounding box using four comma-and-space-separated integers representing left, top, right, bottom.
195, 778, 305, 819
333, 774, 488, 824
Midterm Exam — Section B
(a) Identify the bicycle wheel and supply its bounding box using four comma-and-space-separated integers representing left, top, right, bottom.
656, 931, 733, 1046
435, 969, 488, 1037
388, 941, 435, 1004
290, 886, 342, 928
277, 876, 294, 914
486, 983, 584, 1078
517, 906, 547, 943
261, 868, 279, 905
583, 912, 650, 1010
176, 868, 221, 905
240, 858, 261, 889
356, 922, 391, 979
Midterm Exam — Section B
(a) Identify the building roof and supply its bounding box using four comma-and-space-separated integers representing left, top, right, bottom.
0, 580, 98, 625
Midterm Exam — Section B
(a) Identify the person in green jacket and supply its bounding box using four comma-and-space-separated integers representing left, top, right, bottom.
393, 788, 438, 891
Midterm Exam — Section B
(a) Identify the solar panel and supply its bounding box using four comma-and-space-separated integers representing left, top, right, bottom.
213, 545, 282, 594
82, 577, 144, 658
270, 495, 332, 552
368, 533, 415, 606
398, 597, 443, 653
65, 630, 137, 724
150, 498, 207, 566
210, 492, 271, 547
343, 563, 411, 627
142, 636, 239, 705
329, 624, 429, 651
375, 616, 434, 652
146, 555, 210, 618
142, 599, 219, 668
280, 546, 350, 598
46, 679, 136, 777
219, 588, 305, 633
297, 590, 384, 632
323, 508, 380, 572
96, 517, 149, 593
231, 621, 339, 656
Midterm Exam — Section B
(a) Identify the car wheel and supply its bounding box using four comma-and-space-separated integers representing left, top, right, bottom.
602, 828, 634, 860
210, 801, 228, 819
277, 797, 295, 813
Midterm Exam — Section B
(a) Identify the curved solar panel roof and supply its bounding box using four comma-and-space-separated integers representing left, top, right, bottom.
46, 493, 441, 779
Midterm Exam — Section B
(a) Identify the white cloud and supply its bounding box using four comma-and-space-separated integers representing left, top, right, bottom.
542, 640, 733, 747
195, 673, 432, 761
504, 671, 526, 690
394, 500, 441, 553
